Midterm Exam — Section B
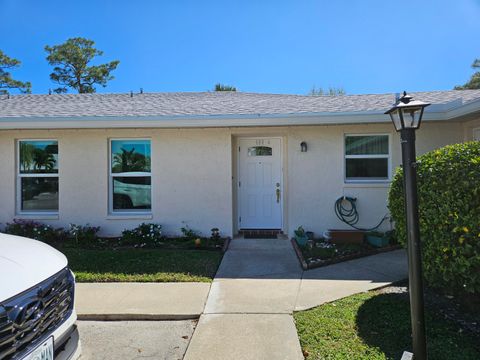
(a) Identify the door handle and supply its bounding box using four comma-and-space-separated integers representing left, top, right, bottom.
276, 188, 281, 203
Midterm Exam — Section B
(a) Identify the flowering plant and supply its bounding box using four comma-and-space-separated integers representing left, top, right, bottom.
3, 219, 63, 244
120, 223, 162, 248
68, 223, 100, 245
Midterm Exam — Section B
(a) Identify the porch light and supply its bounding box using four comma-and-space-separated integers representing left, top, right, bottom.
385, 91, 430, 131
386, 91, 429, 360
300, 141, 307, 152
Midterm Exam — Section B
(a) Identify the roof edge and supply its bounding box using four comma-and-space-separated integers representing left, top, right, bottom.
0, 99, 479, 129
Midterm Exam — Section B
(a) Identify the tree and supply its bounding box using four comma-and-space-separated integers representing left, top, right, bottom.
309, 86, 345, 96
0, 50, 31, 94
214, 83, 236, 91
454, 59, 480, 90
45, 37, 119, 93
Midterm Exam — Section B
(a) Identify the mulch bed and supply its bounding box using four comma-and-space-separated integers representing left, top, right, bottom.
291, 238, 402, 270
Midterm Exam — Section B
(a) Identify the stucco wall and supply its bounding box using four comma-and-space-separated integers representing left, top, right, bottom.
283, 121, 464, 238
0, 128, 232, 237
0, 120, 465, 238
462, 117, 480, 141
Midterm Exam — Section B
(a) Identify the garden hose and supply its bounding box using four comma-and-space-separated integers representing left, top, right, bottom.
334, 196, 389, 231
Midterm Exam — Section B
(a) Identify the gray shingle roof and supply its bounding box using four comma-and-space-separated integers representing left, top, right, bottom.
1, 90, 480, 119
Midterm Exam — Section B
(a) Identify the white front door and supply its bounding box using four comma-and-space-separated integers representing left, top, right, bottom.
238, 138, 283, 229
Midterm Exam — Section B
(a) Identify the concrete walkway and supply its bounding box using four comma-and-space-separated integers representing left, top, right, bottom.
184, 237, 407, 360
75, 282, 210, 320
74, 238, 407, 359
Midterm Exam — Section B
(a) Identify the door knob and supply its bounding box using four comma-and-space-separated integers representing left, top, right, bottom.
276, 188, 281, 203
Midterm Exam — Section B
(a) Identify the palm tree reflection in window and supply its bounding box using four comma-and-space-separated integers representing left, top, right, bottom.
112, 147, 151, 173
110, 140, 152, 211
20, 142, 58, 173
18, 141, 59, 211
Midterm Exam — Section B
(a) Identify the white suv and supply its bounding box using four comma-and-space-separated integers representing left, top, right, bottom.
0, 233, 81, 360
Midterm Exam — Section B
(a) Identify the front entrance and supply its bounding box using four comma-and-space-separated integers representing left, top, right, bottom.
238, 137, 283, 230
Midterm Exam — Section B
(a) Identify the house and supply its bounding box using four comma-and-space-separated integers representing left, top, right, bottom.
0, 90, 479, 238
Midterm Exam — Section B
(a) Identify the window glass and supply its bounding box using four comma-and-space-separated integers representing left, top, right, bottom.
21, 177, 59, 211
18, 140, 59, 213
19, 141, 58, 173
345, 135, 389, 181
112, 177, 151, 210
346, 158, 389, 179
248, 146, 272, 156
345, 135, 388, 155
110, 139, 151, 212
111, 140, 151, 173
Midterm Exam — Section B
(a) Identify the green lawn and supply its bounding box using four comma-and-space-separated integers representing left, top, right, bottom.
63, 248, 223, 283
294, 290, 479, 360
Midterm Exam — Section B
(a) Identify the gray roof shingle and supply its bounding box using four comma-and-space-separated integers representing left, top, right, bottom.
1, 90, 480, 119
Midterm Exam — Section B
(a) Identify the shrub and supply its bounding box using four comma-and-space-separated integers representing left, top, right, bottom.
3, 219, 65, 244
180, 225, 200, 240
68, 224, 100, 246
388, 141, 480, 294
120, 223, 162, 248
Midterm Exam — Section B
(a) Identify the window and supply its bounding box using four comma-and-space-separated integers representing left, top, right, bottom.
474, 128, 480, 141
110, 139, 151, 212
248, 146, 272, 156
18, 140, 59, 212
344, 135, 390, 181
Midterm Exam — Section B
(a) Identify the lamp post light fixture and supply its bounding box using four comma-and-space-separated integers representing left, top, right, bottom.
386, 91, 430, 360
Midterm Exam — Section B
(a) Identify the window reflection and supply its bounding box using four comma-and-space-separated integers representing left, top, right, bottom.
112, 177, 151, 210
248, 146, 272, 156
21, 177, 59, 211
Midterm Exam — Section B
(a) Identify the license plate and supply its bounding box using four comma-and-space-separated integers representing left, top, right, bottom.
22, 337, 54, 360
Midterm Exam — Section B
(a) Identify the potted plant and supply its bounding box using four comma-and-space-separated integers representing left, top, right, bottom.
294, 226, 308, 246
366, 231, 389, 248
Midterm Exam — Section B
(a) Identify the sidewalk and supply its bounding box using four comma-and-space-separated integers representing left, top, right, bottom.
183, 238, 407, 360
74, 239, 407, 359
75, 282, 210, 320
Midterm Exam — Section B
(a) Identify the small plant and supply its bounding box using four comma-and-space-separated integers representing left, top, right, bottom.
294, 226, 308, 246
210, 227, 221, 247
120, 223, 162, 248
181, 225, 200, 240
211, 227, 220, 240
68, 224, 100, 246
294, 226, 305, 238
3, 219, 64, 244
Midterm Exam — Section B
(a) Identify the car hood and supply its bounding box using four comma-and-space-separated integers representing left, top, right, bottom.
0, 233, 68, 303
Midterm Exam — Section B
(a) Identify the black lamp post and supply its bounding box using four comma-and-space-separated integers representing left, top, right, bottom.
386, 92, 430, 360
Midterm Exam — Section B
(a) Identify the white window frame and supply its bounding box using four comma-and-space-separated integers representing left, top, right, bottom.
473, 127, 480, 141
16, 139, 59, 215
108, 138, 152, 214
344, 133, 392, 183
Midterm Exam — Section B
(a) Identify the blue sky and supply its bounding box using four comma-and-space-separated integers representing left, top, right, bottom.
1, 0, 479, 95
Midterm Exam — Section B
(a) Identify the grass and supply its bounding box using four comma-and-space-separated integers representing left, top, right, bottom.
294, 290, 480, 360
63, 248, 223, 283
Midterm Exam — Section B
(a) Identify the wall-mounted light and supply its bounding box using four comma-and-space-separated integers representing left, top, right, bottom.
300, 141, 308, 152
